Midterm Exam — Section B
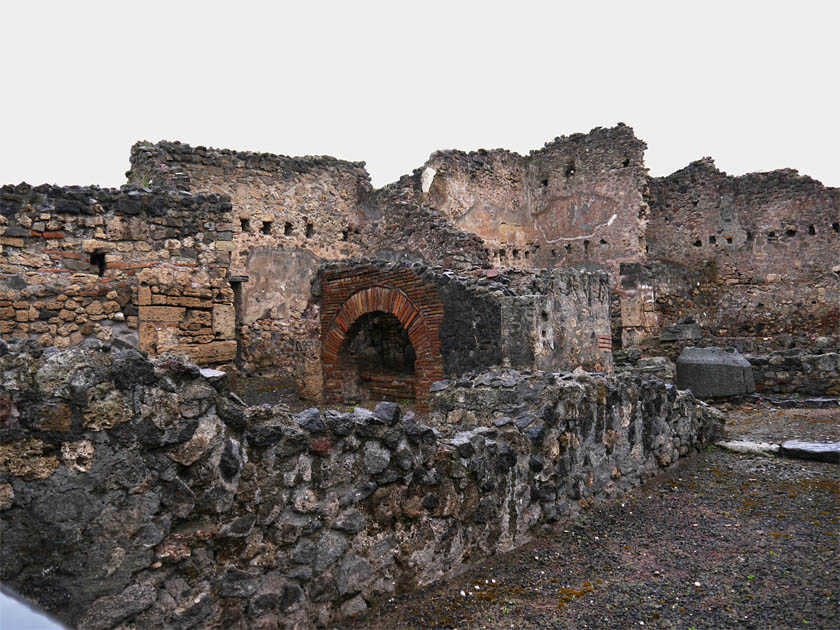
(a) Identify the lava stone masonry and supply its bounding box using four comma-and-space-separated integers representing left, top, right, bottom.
0, 341, 721, 629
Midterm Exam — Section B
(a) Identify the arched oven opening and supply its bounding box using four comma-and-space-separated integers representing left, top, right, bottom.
335, 311, 416, 404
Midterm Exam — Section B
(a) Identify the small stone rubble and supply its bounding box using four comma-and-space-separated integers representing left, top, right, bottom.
0, 342, 721, 629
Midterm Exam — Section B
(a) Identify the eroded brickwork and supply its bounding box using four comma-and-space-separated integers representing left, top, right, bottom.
318, 265, 446, 410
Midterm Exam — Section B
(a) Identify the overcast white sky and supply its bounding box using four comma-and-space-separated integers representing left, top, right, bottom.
1, 1, 837, 189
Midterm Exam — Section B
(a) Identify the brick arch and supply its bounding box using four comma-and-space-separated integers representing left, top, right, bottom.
322, 286, 444, 409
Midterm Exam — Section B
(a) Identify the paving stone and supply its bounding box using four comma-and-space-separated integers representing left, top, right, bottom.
780, 440, 840, 464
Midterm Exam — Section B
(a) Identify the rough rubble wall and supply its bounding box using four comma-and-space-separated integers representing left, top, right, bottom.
618, 261, 709, 348
362, 186, 491, 271
637, 161, 840, 350
506, 269, 613, 372
747, 350, 840, 396
406, 125, 649, 274
128, 142, 373, 372
0, 184, 236, 363
0, 343, 722, 630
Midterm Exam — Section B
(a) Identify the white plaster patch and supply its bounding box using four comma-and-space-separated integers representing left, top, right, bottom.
61, 440, 95, 472
420, 167, 437, 194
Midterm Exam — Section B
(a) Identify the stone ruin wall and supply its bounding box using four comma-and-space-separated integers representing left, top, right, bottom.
498, 268, 613, 374
3, 126, 837, 380
379, 126, 837, 357
310, 261, 614, 409
0, 342, 722, 630
623, 160, 840, 351
395, 124, 649, 274
745, 350, 839, 396
128, 143, 491, 375
128, 142, 373, 374
2, 126, 836, 628
0, 184, 237, 363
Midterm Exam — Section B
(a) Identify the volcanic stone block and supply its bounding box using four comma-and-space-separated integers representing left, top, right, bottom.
676, 347, 755, 398
660, 323, 702, 341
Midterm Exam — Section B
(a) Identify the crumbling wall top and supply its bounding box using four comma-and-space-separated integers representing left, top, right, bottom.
653, 157, 836, 201
533, 123, 648, 172
128, 140, 372, 191
1, 182, 231, 218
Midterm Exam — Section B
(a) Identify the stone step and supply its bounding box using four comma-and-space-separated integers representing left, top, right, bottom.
763, 396, 840, 409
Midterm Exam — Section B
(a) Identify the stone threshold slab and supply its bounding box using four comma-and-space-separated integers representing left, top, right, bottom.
717, 439, 840, 464
779, 440, 840, 464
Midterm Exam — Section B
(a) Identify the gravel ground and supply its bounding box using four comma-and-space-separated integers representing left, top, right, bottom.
720, 401, 840, 443
335, 406, 839, 630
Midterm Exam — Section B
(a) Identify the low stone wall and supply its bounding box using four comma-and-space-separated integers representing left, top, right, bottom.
747, 350, 840, 396
0, 343, 721, 629
614, 346, 840, 398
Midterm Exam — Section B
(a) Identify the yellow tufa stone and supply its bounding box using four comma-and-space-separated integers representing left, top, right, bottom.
0, 438, 59, 480
0, 482, 13, 509
84, 384, 133, 431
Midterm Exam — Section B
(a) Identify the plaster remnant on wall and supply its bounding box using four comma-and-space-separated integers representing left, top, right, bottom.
539, 211, 620, 243
61, 440, 95, 472
420, 167, 436, 193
